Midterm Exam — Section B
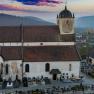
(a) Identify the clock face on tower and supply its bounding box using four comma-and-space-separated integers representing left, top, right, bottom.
62, 20, 73, 33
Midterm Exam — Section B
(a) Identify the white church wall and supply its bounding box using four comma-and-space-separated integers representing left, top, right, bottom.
50, 61, 80, 78
0, 56, 4, 77
23, 42, 75, 46
23, 61, 80, 79
3, 60, 22, 81
0, 42, 75, 47
1, 60, 80, 80
0, 56, 4, 63
23, 62, 50, 78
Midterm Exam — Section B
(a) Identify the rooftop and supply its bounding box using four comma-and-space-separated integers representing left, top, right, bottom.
0, 46, 80, 62
0, 26, 75, 42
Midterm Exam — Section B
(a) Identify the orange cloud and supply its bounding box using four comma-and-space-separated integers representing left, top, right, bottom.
0, 4, 25, 11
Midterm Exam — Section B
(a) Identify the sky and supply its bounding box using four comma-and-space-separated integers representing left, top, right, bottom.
0, 0, 94, 23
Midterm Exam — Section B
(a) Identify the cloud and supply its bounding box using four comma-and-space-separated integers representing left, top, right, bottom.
0, 4, 23, 11
15, 0, 63, 6
0, 0, 94, 16
0, 0, 64, 12
0, 4, 59, 13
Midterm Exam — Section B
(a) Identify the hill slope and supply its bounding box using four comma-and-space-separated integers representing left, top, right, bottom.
75, 16, 94, 29
0, 14, 54, 26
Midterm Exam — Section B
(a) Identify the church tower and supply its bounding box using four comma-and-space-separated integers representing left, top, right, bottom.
57, 6, 75, 42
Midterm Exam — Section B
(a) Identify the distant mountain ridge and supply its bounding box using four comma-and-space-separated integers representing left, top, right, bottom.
0, 13, 55, 26
0, 14, 94, 30
75, 16, 94, 29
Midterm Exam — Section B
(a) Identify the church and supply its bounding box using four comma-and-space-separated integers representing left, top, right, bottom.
0, 6, 80, 81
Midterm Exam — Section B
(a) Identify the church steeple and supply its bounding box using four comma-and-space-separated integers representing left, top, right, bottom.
57, 5, 75, 42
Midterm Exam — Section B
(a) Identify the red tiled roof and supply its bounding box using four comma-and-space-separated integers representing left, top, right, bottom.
23, 26, 60, 42
0, 46, 80, 61
0, 47, 22, 60
23, 46, 80, 62
0, 26, 75, 42
0, 27, 21, 42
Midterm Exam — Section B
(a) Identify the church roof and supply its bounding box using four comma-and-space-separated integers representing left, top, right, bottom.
0, 27, 21, 42
0, 26, 75, 42
23, 26, 59, 42
0, 46, 80, 62
0, 46, 22, 60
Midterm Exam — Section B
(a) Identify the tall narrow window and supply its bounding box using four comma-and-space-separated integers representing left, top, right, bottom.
25, 64, 29, 72
6, 64, 9, 74
45, 63, 50, 72
0, 63, 3, 74
69, 64, 72, 71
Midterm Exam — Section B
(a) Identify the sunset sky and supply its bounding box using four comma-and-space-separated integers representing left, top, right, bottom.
0, 0, 94, 22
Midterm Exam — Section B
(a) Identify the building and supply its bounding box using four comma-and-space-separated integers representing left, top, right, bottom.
87, 30, 94, 46
88, 48, 94, 64
0, 6, 80, 81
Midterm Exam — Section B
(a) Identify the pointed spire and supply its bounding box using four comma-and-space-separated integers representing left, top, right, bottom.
65, 5, 67, 10
65, 0, 68, 10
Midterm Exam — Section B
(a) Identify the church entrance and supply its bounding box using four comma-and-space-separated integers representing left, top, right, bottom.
53, 74, 57, 80
50, 69, 61, 80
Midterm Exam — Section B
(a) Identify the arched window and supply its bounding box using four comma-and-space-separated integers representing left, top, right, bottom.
25, 64, 29, 72
69, 64, 72, 71
6, 64, 9, 74
45, 63, 50, 72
